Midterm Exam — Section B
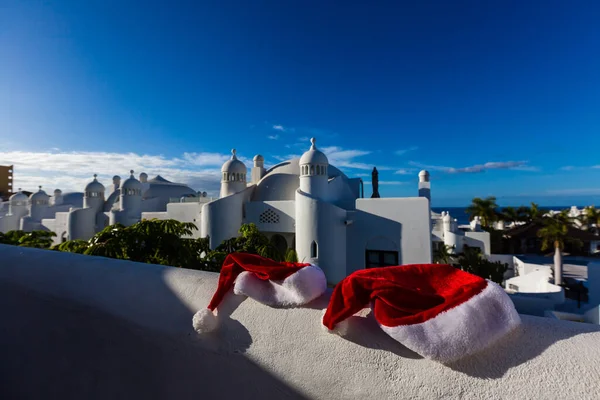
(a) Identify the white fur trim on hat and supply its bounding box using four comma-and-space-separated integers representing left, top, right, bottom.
321, 309, 350, 336
379, 281, 521, 363
192, 309, 219, 333
233, 264, 327, 307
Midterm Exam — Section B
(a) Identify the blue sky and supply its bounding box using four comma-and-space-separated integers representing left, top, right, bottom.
1, 0, 600, 206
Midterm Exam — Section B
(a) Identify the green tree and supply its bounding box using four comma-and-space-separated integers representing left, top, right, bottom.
0, 230, 56, 249
465, 197, 498, 228
455, 247, 508, 285
57, 219, 208, 269
536, 215, 582, 285
522, 202, 545, 223
499, 206, 525, 225
433, 244, 455, 264
580, 206, 600, 234
284, 248, 299, 263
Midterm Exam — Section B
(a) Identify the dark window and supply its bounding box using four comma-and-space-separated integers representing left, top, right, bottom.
365, 250, 399, 268
311, 241, 318, 258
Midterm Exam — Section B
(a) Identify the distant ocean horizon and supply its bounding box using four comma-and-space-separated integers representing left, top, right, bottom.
431, 206, 581, 226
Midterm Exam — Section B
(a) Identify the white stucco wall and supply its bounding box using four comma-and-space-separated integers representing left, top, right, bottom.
43, 211, 70, 244
1, 244, 600, 399
487, 254, 516, 280
0, 213, 20, 232
514, 256, 551, 277
353, 197, 432, 267
67, 207, 98, 241
166, 202, 203, 224
201, 185, 255, 248
245, 200, 296, 233
295, 191, 348, 283
464, 231, 491, 255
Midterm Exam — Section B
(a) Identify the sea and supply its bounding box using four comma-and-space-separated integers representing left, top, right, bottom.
431, 206, 579, 225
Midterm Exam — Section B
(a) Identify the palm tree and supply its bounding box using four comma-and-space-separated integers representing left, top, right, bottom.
465, 197, 498, 228
536, 215, 582, 285
580, 206, 600, 235
524, 202, 545, 223
433, 244, 455, 264
499, 206, 524, 226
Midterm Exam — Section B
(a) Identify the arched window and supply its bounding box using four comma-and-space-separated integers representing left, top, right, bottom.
310, 165, 315, 175
311, 241, 318, 258
223, 173, 227, 181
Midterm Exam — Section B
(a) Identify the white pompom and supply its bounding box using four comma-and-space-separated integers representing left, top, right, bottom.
192, 309, 218, 333
321, 309, 350, 336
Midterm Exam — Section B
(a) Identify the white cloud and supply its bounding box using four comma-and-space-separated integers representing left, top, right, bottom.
272, 124, 286, 132
267, 135, 279, 140
0, 150, 240, 195
395, 146, 419, 156
320, 146, 381, 170
394, 168, 416, 175
546, 188, 600, 195
409, 160, 537, 174
560, 166, 575, 171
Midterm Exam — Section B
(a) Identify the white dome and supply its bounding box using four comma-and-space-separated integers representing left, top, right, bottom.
221, 149, 247, 174
253, 154, 264, 162
9, 190, 28, 203
30, 187, 49, 202
54, 189, 62, 194
299, 138, 328, 165
122, 170, 142, 190
112, 175, 121, 184
85, 175, 105, 193
139, 172, 148, 183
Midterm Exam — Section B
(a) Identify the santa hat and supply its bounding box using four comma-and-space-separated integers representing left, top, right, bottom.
322, 264, 520, 363
193, 253, 327, 333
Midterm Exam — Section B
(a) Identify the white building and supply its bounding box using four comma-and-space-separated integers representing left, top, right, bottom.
0, 172, 200, 243
188, 138, 432, 284
431, 211, 491, 256
0, 138, 441, 284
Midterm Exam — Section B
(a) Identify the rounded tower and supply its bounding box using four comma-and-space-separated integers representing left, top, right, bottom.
84, 174, 105, 213
220, 149, 247, 197
418, 170, 431, 202
251, 154, 266, 184
299, 138, 328, 199
28, 186, 49, 221
53, 189, 63, 206
8, 188, 28, 218
120, 170, 142, 214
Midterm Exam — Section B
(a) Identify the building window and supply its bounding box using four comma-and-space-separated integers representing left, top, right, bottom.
365, 250, 399, 268
310, 165, 315, 175
259, 208, 280, 224
311, 241, 318, 258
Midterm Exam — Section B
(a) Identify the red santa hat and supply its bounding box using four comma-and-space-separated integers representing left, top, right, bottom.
193, 253, 327, 333
322, 264, 520, 363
